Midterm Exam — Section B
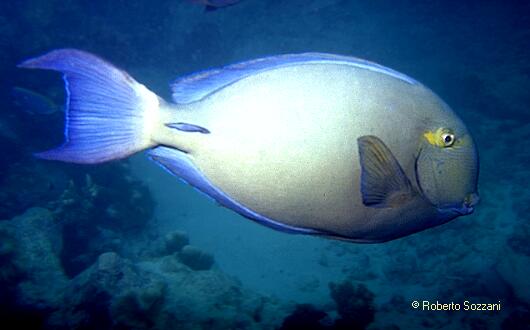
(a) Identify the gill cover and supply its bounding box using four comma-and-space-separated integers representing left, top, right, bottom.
415, 132, 479, 208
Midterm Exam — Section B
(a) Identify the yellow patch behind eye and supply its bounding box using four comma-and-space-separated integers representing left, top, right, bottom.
423, 128, 447, 147
423, 130, 438, 146
424, 128, 468, 149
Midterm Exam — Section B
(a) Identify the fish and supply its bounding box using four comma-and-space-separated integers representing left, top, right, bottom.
11, 86, 61, 115
189, 0, 241, 11
18, 49, 480, 243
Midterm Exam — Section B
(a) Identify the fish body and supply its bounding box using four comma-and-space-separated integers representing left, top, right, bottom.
19, 50, 479, 242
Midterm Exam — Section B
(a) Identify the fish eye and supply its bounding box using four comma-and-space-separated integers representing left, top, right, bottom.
441, 132, 455, 147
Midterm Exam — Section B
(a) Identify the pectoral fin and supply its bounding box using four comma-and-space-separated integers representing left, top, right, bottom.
357, 135, 415, 208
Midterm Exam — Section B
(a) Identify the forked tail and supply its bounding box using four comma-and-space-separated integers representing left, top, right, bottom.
18, 49, 160, 163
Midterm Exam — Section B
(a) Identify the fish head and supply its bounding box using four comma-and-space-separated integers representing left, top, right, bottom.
415, 121, 479, 216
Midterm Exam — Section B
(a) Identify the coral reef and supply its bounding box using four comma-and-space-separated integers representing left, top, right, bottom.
0, 129, 155, 276
0, 159, 68, 220
279, 281, 376, 330
0, 208, 68, 327
178, 245, 215, 271
279, 304, 329, 330
41, 167, 155, 278
329, 281, 375, 330
0, 208, 288, 329
164, 230, 189, 254
1, 1, 530, 329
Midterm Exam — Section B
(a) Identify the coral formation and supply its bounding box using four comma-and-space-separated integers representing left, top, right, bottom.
178, 245, 215, 271
329, 281, 375, 330
164, 230, 190, 254
279, 282, 376, 330
1, 1, 530, 329
279, 304, 329, 330
0, 208, 68, 326
44, 168, 155, 278
0, 208, 287, 329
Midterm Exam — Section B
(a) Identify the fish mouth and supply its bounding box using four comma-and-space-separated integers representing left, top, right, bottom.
451, 206, 474, 216
437, 205, 473, 216
439, 193, 479, 216
464, 192, 480, 208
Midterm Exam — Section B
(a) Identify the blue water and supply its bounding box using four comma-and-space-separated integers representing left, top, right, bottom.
1, 1, 529, 329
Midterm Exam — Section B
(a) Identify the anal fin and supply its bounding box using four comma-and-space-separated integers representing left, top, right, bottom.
148, 146, 321, 234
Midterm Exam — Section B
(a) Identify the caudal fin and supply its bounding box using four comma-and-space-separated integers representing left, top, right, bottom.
18, 49, 160, 164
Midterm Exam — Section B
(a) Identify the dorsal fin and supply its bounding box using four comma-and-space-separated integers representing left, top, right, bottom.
170, 53, 419, 104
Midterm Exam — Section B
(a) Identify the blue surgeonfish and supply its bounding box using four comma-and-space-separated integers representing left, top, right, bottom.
18, 49, 479, 243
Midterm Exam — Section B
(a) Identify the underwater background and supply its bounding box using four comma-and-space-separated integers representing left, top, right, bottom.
1, 0, 529, 329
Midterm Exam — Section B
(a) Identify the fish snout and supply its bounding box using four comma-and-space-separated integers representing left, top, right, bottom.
454, 192, 480, 215
464, 192, 480, 208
